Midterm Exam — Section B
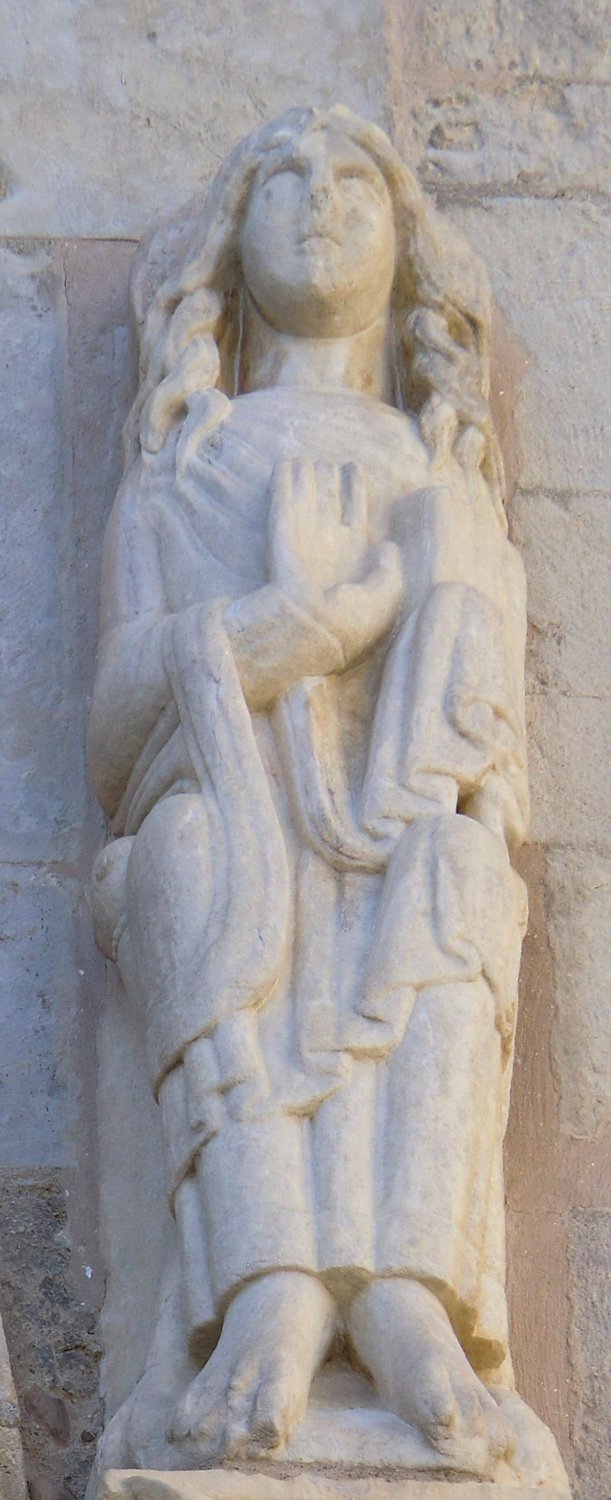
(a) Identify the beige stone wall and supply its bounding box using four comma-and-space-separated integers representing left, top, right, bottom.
0, 4, 608, 1497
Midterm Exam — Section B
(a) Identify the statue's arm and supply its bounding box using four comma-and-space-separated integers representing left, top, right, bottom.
87, 468, 349, 813
87, 471, 173, 817
243, 457, 404, 690
223, 585, 345, 711
221, 458, 404, 708
459, 537, 530, 850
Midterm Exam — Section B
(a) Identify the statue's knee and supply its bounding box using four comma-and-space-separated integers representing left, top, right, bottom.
128, 792, 205, 872
137, 791, 205, 844
393, 810, 509, 875
129, 793, 215, 946
91, 795, 208, 961
91, 837, 134, 960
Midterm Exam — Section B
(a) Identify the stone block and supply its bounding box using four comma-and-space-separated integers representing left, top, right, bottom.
63, 242, 134, 556
397, 0, 611, 84
568, 1210, 611, 1500
526, 691, 610, 849
545, 849, 611, 1137
414, 82, 610, 197
509, 491, 611, 697
0, 1170, 101, 1500
63, 240, 136, 863
96, 1475, 570, 1500
0, 242, 89, 863
0, 868, 87, 1166
447, 200, 611, 493
0, 0, 388, 236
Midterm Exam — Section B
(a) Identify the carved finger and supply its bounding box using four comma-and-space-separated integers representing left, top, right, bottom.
269, 459, 294, 516
313, 459, 342, 524
268, 461, 295, 560
341, 462, 368, 531
454, 423, 484, 473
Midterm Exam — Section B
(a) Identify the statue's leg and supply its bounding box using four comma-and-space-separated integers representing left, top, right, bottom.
171, 1271, 337, 1460
120, 795, 338, 1461
121, 791, 217, 1068
346, 974, 515, 1477
348, 1277, 513, 1477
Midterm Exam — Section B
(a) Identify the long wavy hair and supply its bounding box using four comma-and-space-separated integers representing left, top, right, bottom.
124, 105, 505, 525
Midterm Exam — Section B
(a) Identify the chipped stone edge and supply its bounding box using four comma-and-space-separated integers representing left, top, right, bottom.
96, 1470, 570, 1500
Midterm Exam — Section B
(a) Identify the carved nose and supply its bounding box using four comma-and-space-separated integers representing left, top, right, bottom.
309, 178, 333, 209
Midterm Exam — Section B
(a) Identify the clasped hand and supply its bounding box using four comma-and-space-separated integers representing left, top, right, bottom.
269, 458, 403, 669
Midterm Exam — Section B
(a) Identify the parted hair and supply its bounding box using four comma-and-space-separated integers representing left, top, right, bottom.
124, 105, 505, 522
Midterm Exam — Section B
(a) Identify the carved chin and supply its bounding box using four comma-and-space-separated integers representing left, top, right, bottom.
289, 260, 367, 333
296, 246, 344, 296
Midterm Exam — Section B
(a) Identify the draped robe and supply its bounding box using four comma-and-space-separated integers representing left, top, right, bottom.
89, 386, 529, 1383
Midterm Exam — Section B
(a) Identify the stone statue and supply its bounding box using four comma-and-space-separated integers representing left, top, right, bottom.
87, 107, 569, 1494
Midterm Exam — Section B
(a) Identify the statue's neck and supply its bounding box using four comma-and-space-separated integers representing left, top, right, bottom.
239, 295, 394, 403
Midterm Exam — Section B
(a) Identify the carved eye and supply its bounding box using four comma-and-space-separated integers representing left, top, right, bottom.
337, 167, 385, 201
263, 161, 306, 188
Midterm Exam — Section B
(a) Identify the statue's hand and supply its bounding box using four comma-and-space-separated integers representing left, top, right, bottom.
269, 457, 403, 666
269, 457, 369, 611
320, 540, 404, 666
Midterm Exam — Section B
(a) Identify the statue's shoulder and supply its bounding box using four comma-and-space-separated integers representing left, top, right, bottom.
205, 388, 431, 489
225, 386, 423, 438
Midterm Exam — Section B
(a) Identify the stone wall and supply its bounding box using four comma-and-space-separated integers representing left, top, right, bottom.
0, 4, 608, 1498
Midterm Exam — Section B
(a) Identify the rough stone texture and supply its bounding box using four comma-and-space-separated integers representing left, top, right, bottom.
10, 0, 606, 234
0, 0, 388, 236
567, 1211, 611, 1500
447, 200, 610, 494
0, 237, 132, 1494
61, 238, 136, 876
526, 692, 610, 849
0, 868, 81, 1166
545, 852, 611, 1139
401, 0, 611, 81
414, 84, 611, 199
510, 491, 611, 699
0, 243, 84, 865
387, 0, 611, 194
0, 1172, 101, 1500
97, 1477, 569, 1500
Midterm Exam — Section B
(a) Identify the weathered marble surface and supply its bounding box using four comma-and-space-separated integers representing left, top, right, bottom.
85, 105, 570, 1498
97, 1471, 570, 1500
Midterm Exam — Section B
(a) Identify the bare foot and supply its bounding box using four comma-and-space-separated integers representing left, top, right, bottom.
171, 1271, 337, 1461
89, 1252, 195, 1474
348, 1279, 515, 1478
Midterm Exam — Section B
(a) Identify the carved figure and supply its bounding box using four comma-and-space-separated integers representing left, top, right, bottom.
88, 107, 568, 1491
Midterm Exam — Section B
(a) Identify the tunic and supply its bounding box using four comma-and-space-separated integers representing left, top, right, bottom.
89, 386, 528, 1375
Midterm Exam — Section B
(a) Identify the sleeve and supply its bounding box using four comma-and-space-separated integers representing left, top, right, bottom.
87, 461, 173, 817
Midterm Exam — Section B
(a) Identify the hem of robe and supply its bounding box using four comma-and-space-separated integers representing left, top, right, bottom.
177, 1114, 508, 1373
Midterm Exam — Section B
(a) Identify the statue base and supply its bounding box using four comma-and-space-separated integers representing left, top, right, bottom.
97, 1474, 570, 1500
87, 1365, 570, 1498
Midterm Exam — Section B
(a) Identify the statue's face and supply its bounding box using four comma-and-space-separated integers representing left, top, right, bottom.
240, 126, 396, 339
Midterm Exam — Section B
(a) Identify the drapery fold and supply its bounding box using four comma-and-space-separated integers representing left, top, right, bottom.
130, 601, 291, 1092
